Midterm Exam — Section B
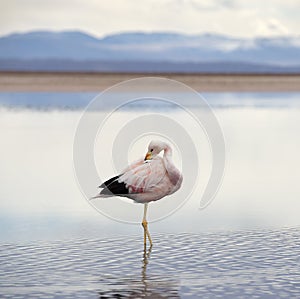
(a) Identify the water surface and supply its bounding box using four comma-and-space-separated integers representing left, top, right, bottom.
1, 228, 300, 298
1, 92, 300, 298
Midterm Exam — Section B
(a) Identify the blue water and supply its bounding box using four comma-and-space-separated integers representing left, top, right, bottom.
1, 92, 300, 109
1, 228, 300, 298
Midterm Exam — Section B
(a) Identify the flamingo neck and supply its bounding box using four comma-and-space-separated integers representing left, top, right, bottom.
163, 145, 181, 186
163, 145, 172, 159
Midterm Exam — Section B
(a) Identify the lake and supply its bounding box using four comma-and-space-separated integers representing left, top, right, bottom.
0, 92, 300, 298
1, 229, 300, 298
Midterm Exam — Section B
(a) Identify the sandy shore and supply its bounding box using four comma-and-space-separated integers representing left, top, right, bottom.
0, 71, 300, 92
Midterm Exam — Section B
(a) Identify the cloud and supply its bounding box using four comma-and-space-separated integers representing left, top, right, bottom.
0, 0, 299, 38
172, 0, 237, 10
255, 18, 290, 37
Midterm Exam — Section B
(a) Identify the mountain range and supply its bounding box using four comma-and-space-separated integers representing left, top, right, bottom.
0, 31, 300, 73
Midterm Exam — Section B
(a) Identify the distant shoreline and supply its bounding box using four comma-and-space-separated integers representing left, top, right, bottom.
1, 71, 300, 92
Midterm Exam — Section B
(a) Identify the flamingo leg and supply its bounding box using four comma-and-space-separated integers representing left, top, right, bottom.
142, 203, 153, 247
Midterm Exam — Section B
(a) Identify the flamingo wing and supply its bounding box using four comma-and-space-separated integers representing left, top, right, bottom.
99, 157, 167, 197
99, 175, 120, 188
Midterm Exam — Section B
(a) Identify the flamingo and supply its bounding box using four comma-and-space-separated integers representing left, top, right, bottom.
94, 140, 183, 247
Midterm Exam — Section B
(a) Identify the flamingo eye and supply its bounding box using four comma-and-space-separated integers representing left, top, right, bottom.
150, 149, 153, 152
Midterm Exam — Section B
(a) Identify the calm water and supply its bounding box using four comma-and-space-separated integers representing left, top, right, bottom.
1, 228, 300, 298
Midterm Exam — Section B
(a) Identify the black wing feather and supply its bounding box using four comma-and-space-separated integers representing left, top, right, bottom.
99, 175, 120, 188
99, 175, 129, 196
100, 180, 129, 196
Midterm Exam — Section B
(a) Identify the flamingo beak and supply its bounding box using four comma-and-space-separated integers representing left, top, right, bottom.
144, 152, 152, 161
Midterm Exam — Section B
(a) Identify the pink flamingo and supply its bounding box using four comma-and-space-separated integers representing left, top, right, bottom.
95, 140, 183, 247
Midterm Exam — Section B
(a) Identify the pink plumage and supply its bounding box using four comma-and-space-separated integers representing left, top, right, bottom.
96, 140, 183, 203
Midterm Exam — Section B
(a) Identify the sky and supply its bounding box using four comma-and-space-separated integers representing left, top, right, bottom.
0, 0, 299, 38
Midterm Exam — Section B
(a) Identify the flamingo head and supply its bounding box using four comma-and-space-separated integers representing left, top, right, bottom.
144, 140, 168, 160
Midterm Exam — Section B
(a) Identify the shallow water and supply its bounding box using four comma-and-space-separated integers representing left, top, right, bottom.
1, 227, 300, 298
1, 92, 300, 297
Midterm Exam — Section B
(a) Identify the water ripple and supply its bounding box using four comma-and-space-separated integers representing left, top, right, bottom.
1, 227, 300, 298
